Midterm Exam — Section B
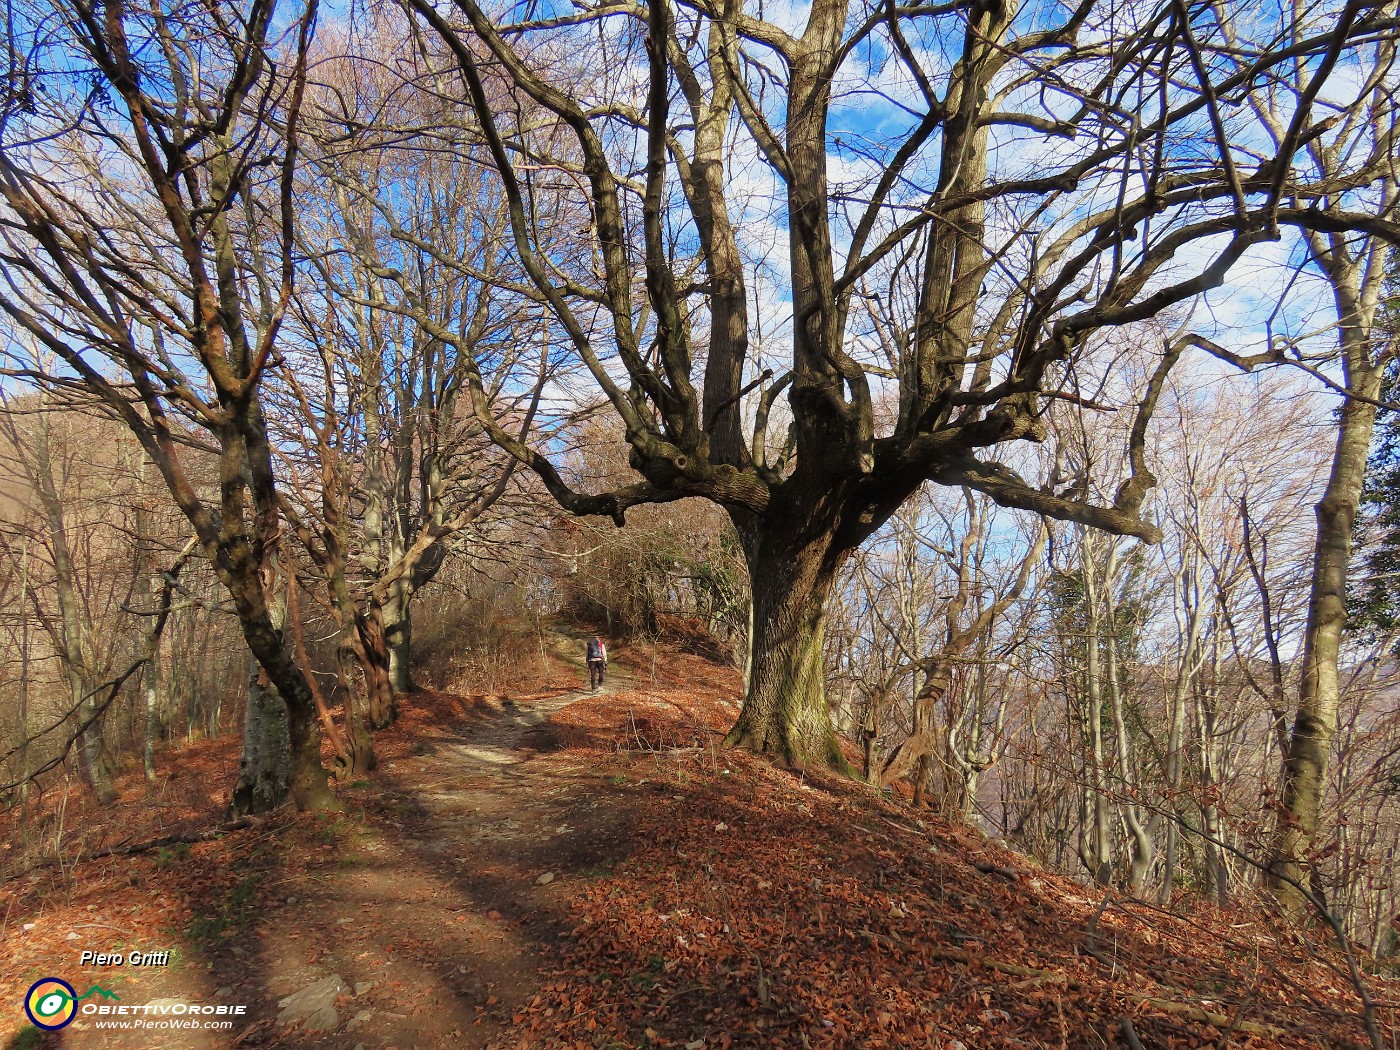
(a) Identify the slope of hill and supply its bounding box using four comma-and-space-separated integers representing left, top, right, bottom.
1, 636, 1393, 1049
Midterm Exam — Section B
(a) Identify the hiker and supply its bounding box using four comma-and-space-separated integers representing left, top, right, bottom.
586, 636, 608, 690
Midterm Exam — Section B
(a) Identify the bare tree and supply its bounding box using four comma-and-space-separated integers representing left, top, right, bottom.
867, 490, 1047, 805
1190, 3, 1400, 916
403, 0, 1399, 766
0, 394, 206, 808
0, 0, 335, 809
0, 406, 120, 801
276, 22, 545, 730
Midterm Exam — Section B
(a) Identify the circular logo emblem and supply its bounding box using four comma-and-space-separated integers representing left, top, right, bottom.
25, 978, 77, 1030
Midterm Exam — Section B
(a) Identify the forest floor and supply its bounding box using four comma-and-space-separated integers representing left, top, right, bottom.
2, 627, 1397, 1050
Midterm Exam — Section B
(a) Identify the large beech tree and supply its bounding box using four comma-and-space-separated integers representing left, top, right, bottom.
0, 0, 336, 809
278, 23, 545, 727
404, 0, 1399, 766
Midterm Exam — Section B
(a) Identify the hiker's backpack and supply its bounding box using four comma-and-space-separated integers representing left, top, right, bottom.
587, 638, 603, 661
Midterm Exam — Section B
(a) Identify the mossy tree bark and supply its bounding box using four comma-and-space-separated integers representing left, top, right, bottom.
1265, 204, 1393, 919
724, 520, 849, 769
229, 654, 292, 817
1269, 374, 1380, 917
405, 0, 1383, 790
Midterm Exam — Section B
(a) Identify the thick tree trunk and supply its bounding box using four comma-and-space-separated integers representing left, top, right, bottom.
724, 527, 847, 770
229, 655, 292, 817
227, 561, 337, 813
340, 659, 376, 778
356, 605, 397, 729
334, 637, 377, 777
912, 754, 931, 808
1269, 386, 1378, 917
384, 591, 414, 696
287, 579, 374, 777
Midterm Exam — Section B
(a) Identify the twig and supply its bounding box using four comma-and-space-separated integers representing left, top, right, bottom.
1119, 1016, 1146, 1050
1126, 992, 1289, 1038
1084, 891, 1116, 969
972, 859, 1019, 880
82, 816, 265, 860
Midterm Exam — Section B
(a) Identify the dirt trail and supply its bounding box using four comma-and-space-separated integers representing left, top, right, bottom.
11, 636, 1386, 1050
21, 638, 639, 1050
260, 661, 635, 1049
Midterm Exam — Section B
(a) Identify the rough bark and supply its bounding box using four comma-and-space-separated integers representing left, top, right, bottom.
356, 605, 397, 729
384, 585, 415, 696
229, 654, 293, 818
724, 521, 849, 769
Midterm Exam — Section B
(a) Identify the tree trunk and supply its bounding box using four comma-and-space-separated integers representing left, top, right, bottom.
1081, 541, 1114, 887
29, 420, 116, 803
912, 754, 931, 808
384, 587, 414, 696
142, 654, 161, 783
356, 604, 397, 729
1162, 551, 1205, 902
287, 578, 374, 777
1269, 384, 1378, 916
341, 664, 376, 777
76, 681, 118, 804
1198, 628, 1231, 907
336, 636, 377, 774
229, 655, 292, 817
136, 502, 162, 783
16, 535, 32, 819
1106, 589, 1153, 893
724, 526, 847, 770
228, 558, 338, 813
879, 660, 953, 788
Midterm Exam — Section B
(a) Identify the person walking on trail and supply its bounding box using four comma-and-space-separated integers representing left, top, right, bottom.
586, 636, 608, 690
